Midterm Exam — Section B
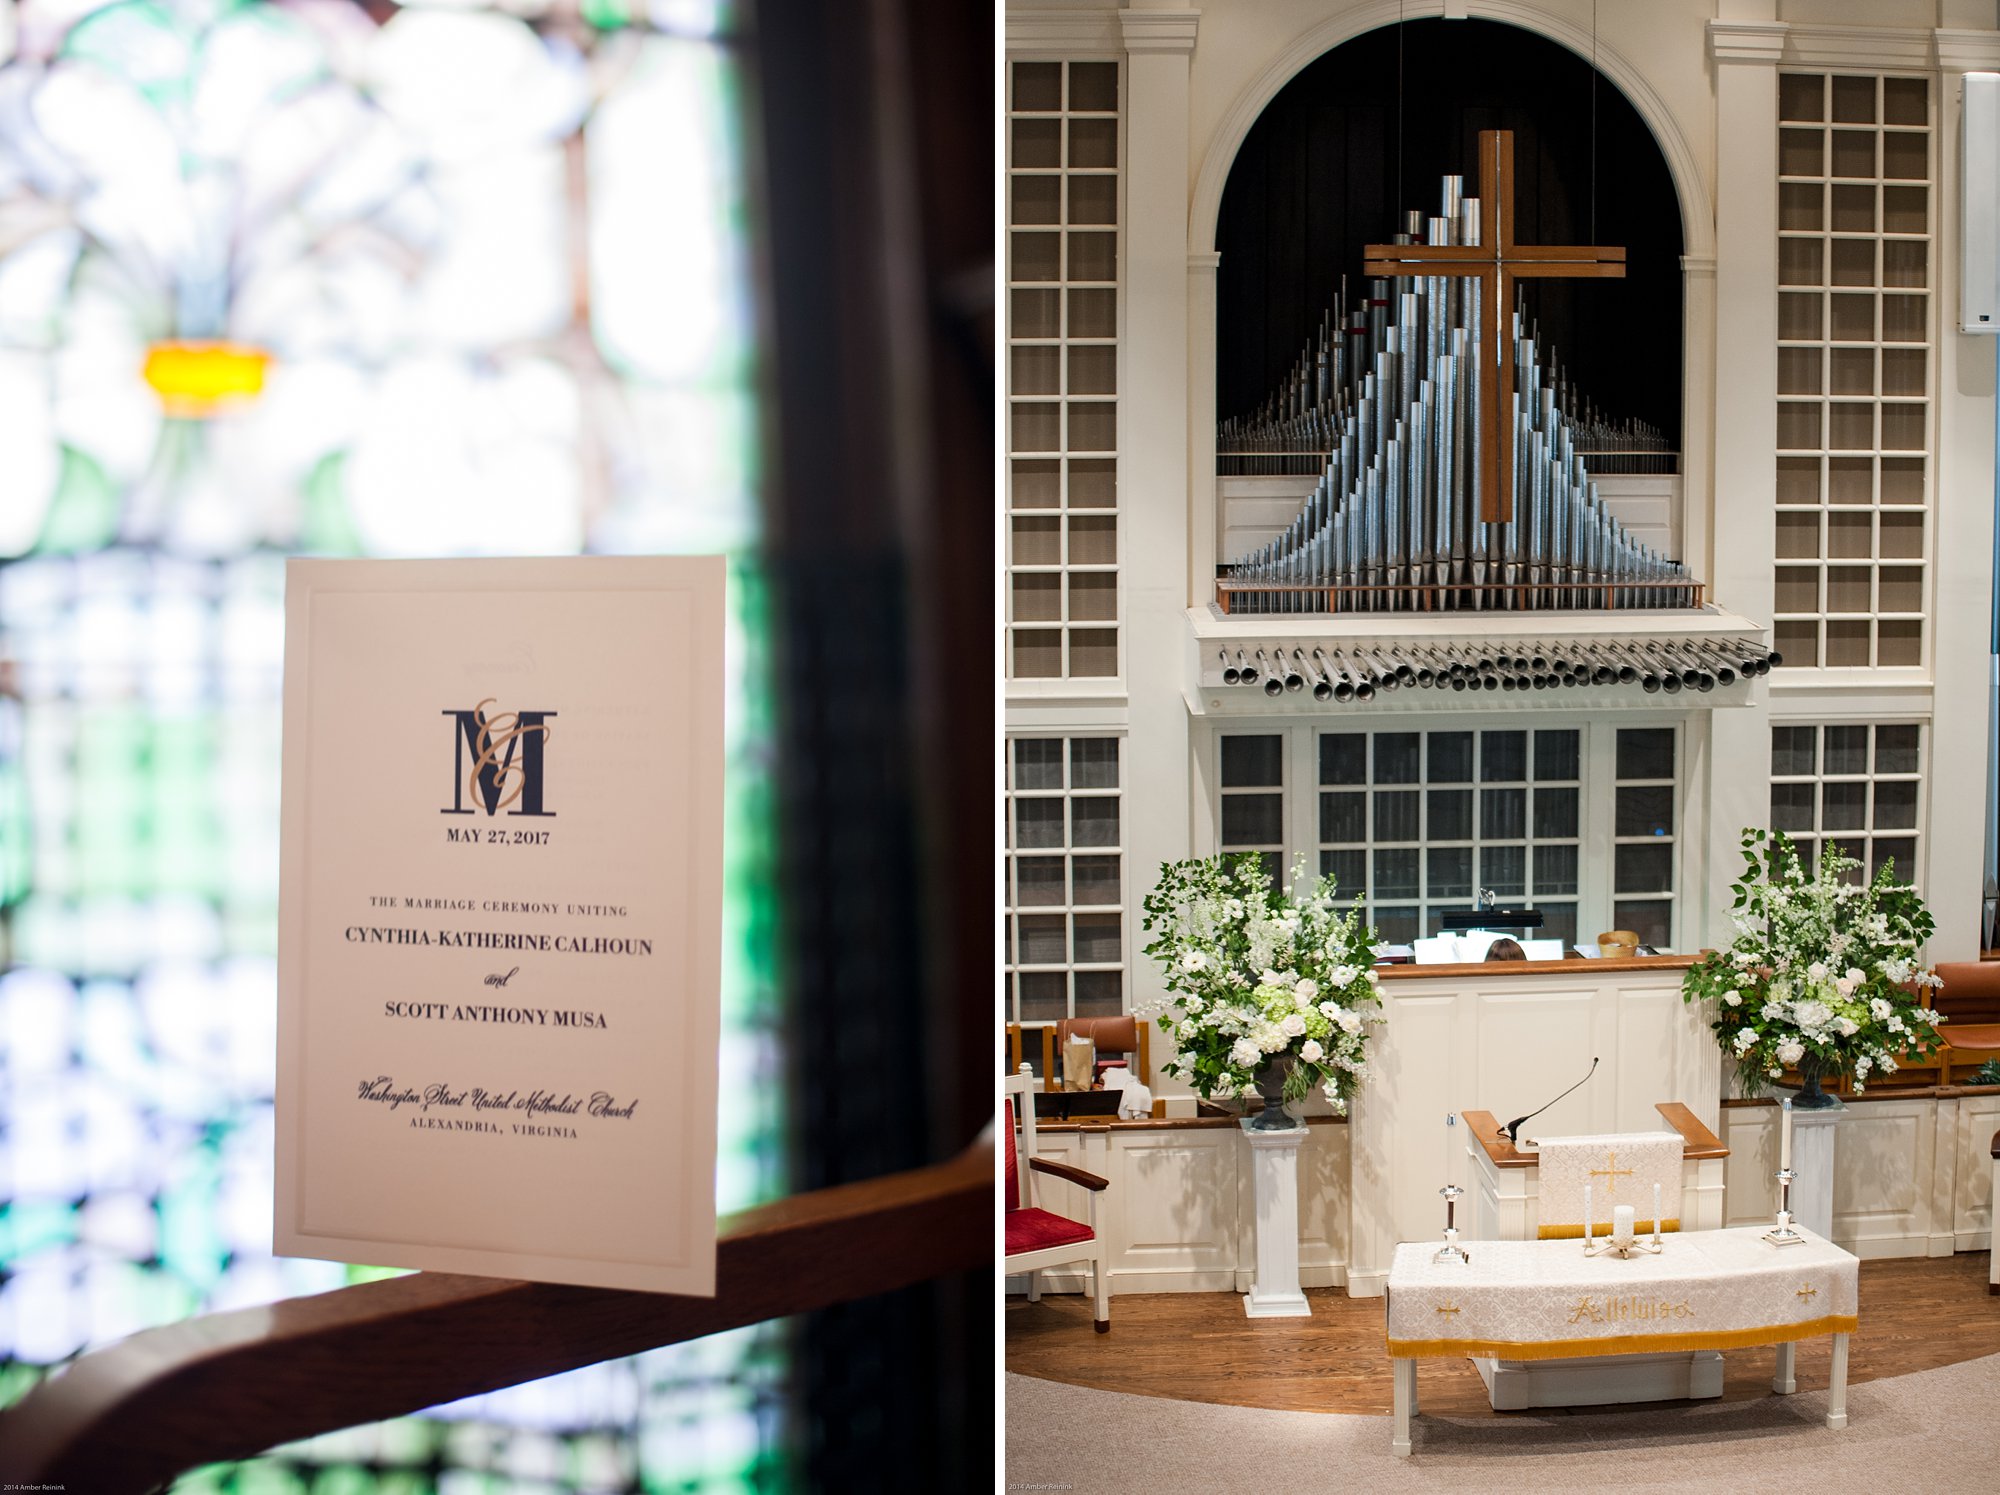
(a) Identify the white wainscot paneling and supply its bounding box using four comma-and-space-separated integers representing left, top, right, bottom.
1010, 1121, 1352, 1297
1834, 1099, 1936, 1258
1720, 1094, 2000, 1260
1951, 1092, 2000, 1252
1723, 1106, 1779, 1228
1112, 1128, 1241, 1292
1297, 1123, 1350, 1289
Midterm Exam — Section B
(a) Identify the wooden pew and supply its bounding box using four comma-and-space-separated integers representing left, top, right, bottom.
0, 1140, 989, 1494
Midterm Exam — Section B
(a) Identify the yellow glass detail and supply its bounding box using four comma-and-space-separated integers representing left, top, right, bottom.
142, 341, 272, 416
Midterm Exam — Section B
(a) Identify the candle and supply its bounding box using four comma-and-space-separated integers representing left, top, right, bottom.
1781, 1096, 1794, 1174
1613, 1204, 1636, 1247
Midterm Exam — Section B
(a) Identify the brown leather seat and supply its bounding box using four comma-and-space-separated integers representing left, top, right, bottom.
1927, 964, 2000, 1080
1056, 1015, 1148, 1086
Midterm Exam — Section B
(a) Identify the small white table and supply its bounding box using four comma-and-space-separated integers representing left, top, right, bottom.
1384, 1226, 1857, 1456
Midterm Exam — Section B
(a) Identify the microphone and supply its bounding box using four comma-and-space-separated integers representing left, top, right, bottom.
1503, 1056, 1599, 1145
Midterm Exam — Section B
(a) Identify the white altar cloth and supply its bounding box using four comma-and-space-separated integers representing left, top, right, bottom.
1387, 1226, 1856, 1359
1384, 1227, 1857, 1454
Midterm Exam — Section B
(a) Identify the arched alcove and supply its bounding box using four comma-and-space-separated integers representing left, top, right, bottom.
1215, 17, 1685, 445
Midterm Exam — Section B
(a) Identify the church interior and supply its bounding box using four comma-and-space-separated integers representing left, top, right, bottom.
1004, 1, 2000, 1488
0, 0, 992, 1489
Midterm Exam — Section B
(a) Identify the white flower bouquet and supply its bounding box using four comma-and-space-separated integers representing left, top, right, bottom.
1682, 829, 1944, 1096
1141, 854, 1383, 1116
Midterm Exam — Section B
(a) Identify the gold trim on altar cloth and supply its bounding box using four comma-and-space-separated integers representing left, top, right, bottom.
1539, 1218, 1679, 1239
1386, 1313, 1860, 1361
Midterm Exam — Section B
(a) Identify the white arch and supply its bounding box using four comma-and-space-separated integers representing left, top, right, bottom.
1187, 0, 1714, 262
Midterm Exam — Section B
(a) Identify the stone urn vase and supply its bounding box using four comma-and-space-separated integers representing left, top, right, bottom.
1250, 1054, 1302, 1130
1794, 1052, 1840, 1109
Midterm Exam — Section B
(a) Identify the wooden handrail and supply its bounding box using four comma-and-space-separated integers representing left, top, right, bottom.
0, 1140, 992, 1492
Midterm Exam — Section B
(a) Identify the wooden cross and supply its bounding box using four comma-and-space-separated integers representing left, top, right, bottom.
1363, 130, 1626, 524
1588, 1150, 1635, 1197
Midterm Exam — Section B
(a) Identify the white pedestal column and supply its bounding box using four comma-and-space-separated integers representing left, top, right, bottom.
1790, 1100, 1844, 1240
1240, 1119, 1311, 1318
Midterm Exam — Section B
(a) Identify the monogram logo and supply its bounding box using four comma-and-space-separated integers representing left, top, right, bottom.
442, 699, 556, 817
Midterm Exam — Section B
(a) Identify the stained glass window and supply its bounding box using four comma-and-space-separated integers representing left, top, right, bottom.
0, 0, 781, 1486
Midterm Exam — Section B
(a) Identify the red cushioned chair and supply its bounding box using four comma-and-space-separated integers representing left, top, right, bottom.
1003, 1063, 1111, 1331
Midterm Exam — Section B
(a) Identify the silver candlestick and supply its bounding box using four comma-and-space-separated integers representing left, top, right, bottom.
1763, 1166, 1806, 1247
1434, 1184, 1471, 1264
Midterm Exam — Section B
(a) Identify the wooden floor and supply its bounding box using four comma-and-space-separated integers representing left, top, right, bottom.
1005, 1251, 2000, 1417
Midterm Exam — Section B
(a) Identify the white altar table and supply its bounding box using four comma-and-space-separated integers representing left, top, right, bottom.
1383, 1226, 1858, 1456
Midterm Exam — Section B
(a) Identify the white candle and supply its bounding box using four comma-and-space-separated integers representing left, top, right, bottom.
1613, 1204, 1636, 1247
1781, 1096, 1794, 1173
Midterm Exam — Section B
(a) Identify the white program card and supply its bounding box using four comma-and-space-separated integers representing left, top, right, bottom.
275, 557, 725, 1294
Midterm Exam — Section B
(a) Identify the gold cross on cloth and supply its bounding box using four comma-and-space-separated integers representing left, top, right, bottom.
1363, 130, 1626, 524
1588, 1151, 1636, 1197
1435, 1302, 1462, 1318
1797, 1284, 1818, 1301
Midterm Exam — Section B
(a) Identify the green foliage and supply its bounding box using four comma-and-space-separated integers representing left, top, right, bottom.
1141, 854, 1383, 1114
1681, 829, 1943, 1095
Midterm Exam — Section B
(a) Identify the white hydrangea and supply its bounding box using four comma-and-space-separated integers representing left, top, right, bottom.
1256, 1023, 1289, 1054
1229, 1037, 1261, 1068
1722, 989, 1742, 1007
1300, 1039, 1324, 1063
1329, 965, 1358, 989
1733, 1027, 1760, 1054
1176, 1021, 1197, 1041
1792, 999, 1832, 1033
1775, 1039, 1805, 1065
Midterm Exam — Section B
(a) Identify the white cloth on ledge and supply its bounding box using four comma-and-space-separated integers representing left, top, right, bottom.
1535, 1131, 1684, 1237
1102, 1069, 1153, 1119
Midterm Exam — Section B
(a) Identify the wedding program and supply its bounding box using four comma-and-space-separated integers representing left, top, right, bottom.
274, 557, 725, 1294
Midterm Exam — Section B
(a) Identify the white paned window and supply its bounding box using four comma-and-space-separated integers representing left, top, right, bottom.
1006, 60, 1119, 680
1773, 72, 1932, 670
1769, 723, 1923, 885
1006, 736, 1124, 1039
1217, 722, 1683, 951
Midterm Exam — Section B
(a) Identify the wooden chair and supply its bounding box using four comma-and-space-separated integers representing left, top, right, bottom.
1055, 1014, 1151, 1090
1006, 1021, 1056, 1089
1003, 1064, 1111, 1332
1928, 963, 2000, 1084
0, 1141, 988, 1492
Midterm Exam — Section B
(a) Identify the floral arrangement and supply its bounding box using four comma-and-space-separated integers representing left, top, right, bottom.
1140, 854, 1383, 1115
1682, 829, 1944, 1093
